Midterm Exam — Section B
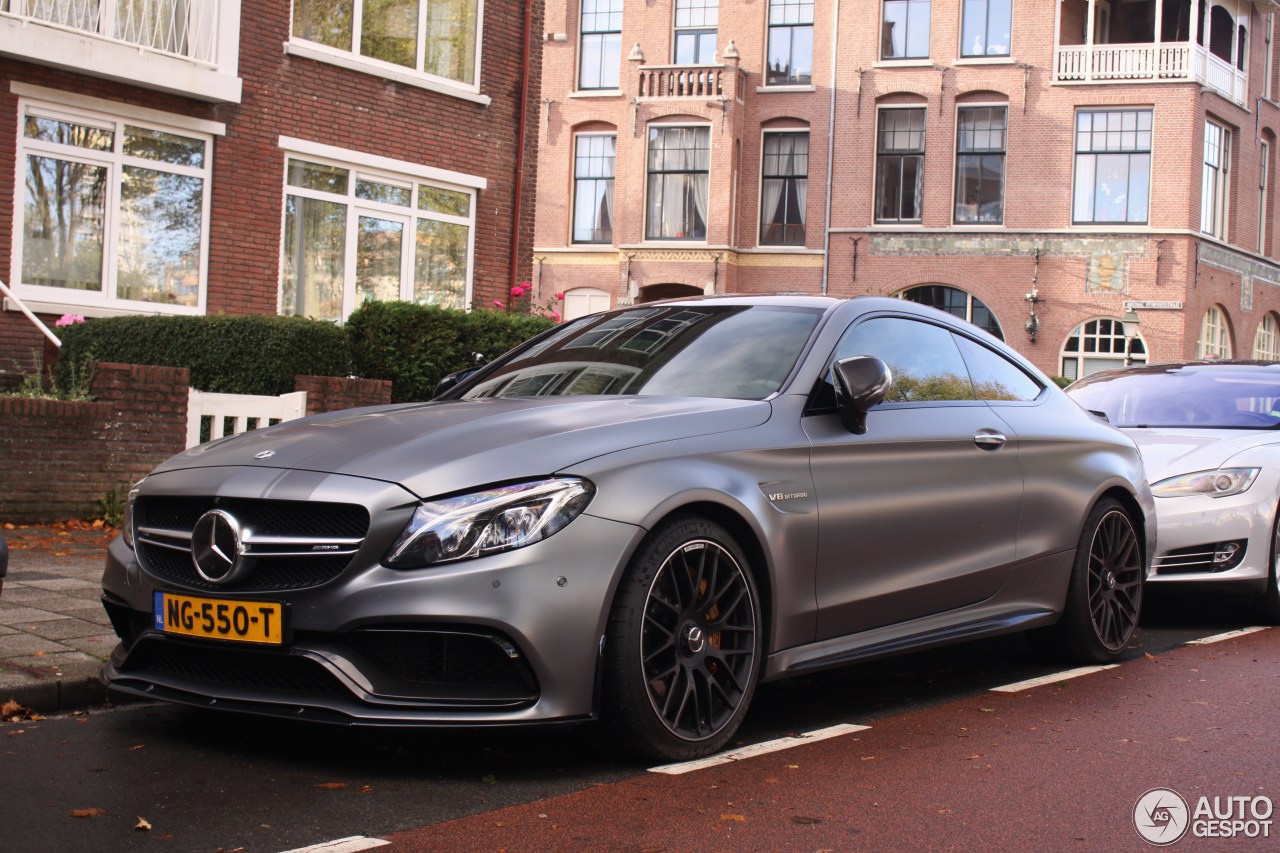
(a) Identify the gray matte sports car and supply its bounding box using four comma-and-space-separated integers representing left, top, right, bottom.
100, 295, 1154, 760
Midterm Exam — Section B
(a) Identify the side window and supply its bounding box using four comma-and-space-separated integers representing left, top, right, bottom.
835, 317, 975, 403
954, 336, 1042, 402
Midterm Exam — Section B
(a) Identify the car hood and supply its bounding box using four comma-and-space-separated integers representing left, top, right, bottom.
1127, 428, 1280, 479
154, 396, 772, 498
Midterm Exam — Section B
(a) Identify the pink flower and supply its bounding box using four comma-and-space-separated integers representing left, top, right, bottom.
492, 300, 503, 308
550, 311, 562, 323
555, 292, 564, 300
510, 285, 525, 297
55, 313, 85, 327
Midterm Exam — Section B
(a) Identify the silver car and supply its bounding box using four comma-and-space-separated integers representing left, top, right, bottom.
1067, 361, 1280, 622
101, 295, 1154, 760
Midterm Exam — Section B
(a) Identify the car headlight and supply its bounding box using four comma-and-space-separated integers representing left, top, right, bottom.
121, 479, 144, 550
384, 477, 594, 568
1150, 468, 1259, 498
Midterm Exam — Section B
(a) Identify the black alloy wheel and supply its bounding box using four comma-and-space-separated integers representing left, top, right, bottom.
604, 515, 761, 760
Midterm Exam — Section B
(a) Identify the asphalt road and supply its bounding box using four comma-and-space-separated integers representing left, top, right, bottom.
0, 589, 1272, 853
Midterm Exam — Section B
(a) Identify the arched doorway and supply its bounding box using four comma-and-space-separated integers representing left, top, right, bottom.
639, 283, 703, 303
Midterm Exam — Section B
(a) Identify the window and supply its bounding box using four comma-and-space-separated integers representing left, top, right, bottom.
579, 0, 623, 89
954, 106, 1006, 224
1073, 109, 1151, 224
1254, 313, 1280, 361
954, 336, 1041, 401
281, 155, 475, 321
1060, 318, 1147, 381
960, 0, 1011, 57
766, 0, 813, 86
760, 132, 808, 245
674, 0, 717, 64
876, 108, 926, 223
1261, 140, 1270, 254
882, 0, 931, 60
1201, 120, 1230, 239
16, 102, 211, 311
573, 134, 615, 243
292, 0, 479, 87
835, 317, 975, 403
1197, 305, 1233, 359
646, 126, 709, 240
899, 285, 1003, 339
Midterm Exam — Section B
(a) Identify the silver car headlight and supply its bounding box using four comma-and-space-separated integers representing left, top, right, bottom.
1150, 468, 1259, 498
121, 479, 144, 550
384, 477, 594, 568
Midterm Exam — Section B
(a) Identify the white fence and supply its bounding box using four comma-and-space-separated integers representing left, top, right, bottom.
186, 389, 307, 449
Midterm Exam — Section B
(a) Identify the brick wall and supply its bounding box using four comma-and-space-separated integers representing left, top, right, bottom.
0, 363, 393, 524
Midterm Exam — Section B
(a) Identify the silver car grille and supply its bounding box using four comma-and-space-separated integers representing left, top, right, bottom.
134, 497, 370, 592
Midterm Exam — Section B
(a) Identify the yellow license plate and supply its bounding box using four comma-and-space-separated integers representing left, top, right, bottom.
154, 592, 284, 645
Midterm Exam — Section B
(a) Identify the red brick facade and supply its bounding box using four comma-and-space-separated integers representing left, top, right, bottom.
533, 0, 1280, 379
0, 0, 542, 378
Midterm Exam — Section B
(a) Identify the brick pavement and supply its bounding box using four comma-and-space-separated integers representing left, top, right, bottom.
0, 524, 119, 713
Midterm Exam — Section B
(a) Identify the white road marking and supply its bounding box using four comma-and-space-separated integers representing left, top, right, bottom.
989, 664, 1120, 693
648, 722, 870, 775
1186, 626, 1270, 645
278, 837, 391, 853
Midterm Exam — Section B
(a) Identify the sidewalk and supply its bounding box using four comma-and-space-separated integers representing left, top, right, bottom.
0, 523, 120, 714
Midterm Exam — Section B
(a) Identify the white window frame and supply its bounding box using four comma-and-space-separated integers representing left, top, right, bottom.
277, 138, 484, 321
579, 0, 624, 91
12, 96, 216, 317
1201, 119, 1231, 240
953, 103, 1007, 225
286, 0, 489, 105
644, 122, 713, 242
1059, 317, 1147, 381
572, 132, 617, 244
673, 0, 718, 65
1197, 305, 1233, 359
959, 0, 1011, 58
1072, 108, 1152, 226
1253, 312, 1280, 360
881, 0, 932, 61
758, 128, 809, 246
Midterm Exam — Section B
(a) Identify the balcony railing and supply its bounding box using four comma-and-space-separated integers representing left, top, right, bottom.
1055, 42, 1246, 105
1, 0, 219, 66
636, 65, 748, 101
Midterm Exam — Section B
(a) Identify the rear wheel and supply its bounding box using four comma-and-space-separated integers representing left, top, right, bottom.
602, 515, 762, 761
1038, 498, 1144, 663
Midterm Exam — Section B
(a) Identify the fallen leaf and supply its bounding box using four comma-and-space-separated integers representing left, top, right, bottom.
314, 782, 348, 790
1171, 736, 1192, 743
359, 785, 374, 794
719, 814, 747, 823
964, 754, 983, 760
69, 808, 107, 818
134, 817, 152, 832
129, 744, 146, 751
1144, 653, 1157, 660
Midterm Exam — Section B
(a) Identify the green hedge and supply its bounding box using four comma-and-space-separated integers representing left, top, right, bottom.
346, 302, 555, 402
55, 314, 351, 396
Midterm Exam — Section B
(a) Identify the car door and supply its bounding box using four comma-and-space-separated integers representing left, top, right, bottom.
803, 315, 1024, 639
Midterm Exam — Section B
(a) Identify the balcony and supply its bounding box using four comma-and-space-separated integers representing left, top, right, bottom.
636, 65, 748, 102
0, 0, 242, 102
1054, 42, 1246, 105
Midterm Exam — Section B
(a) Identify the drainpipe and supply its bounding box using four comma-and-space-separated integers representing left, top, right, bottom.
0, 279, 60, 346
509, 0, 535, 299
821, 0, 841, 295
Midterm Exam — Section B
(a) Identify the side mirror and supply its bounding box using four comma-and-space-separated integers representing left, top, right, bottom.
832, 355, 892, 435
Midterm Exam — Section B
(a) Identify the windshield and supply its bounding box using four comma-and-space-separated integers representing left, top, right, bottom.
1067, 367, 1280, 429
461, 304, 822, 400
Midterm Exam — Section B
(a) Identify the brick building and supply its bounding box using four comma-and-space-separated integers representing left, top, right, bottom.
0, 0, 542, 379
533, 0, 1280, 379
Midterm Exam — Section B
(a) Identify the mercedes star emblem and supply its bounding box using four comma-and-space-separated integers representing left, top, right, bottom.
191, 509, 250, 585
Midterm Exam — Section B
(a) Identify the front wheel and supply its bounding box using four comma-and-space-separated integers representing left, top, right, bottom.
1037, 498, 1145, 663
602, 515, 762, 761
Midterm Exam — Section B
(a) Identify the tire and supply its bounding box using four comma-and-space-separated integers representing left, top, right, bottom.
1257, 504, 1280, 625
602, 514, 762, 761
1037, 498, 1144, 663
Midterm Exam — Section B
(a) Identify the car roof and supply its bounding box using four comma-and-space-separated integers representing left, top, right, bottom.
1075, 361, 1280, 385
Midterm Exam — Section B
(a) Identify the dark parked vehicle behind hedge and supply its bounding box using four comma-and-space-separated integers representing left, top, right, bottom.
100, 295, 1154, 760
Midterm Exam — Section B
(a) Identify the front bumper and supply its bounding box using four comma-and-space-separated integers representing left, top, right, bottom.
99, 470, 645, 725
1148, 488, 1274, 594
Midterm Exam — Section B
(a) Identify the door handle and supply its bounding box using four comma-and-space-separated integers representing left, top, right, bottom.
974, 430, 1007, 450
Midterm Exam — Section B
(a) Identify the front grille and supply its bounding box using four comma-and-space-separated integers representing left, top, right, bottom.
135, 496, 369, 592
1154, 540, 1247, 574
121, 638, 350, 697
